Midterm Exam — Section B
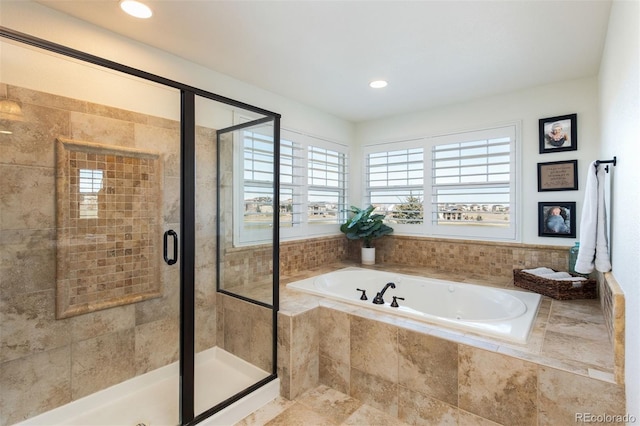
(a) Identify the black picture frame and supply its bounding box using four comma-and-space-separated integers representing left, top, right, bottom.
538, 202, 576, 238
537, 160, 578, 191
539, 113, 577, 154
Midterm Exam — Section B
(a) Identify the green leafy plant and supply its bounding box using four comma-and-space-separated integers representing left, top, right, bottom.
340, 205, 394, 248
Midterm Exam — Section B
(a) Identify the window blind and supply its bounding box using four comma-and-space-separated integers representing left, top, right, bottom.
431, 136, 511, 227
366, 148, 424, 224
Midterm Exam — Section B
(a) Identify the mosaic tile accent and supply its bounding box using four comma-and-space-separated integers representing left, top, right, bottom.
218, 236, 349, 303
55, 138, 163, 318
353, 235, 571, 279
280, 235, 348, 275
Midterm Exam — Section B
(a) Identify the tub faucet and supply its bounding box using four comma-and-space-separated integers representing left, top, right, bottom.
372, 282, 396, 304
390, 296, 405, 308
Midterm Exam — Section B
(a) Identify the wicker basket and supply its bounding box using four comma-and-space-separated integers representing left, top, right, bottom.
513, 268, 597, 300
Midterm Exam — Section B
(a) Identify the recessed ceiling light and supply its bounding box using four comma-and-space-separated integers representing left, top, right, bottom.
369, 80, 388, 89
120, 0, 153, 19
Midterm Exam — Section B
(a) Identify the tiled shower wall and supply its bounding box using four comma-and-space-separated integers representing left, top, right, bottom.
0, 84, 217, 425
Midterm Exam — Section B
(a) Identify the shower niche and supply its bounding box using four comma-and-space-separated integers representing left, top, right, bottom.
55, 138, 163, 318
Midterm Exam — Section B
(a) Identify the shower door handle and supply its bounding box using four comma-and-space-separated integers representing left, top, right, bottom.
163, 229, 178, 265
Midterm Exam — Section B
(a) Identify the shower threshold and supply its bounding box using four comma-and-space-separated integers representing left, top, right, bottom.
15, 347, 279, 426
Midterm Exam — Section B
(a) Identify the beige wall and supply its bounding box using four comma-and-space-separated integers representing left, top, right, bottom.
354, 77, 600, 247
599, 0, 640, 417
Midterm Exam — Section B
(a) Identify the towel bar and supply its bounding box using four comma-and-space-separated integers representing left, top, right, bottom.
595, 156, 617, 173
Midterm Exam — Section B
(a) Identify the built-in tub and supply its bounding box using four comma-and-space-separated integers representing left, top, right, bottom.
287, 267, 541, 343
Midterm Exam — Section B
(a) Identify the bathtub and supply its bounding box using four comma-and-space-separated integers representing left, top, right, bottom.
287, 267, 541, 343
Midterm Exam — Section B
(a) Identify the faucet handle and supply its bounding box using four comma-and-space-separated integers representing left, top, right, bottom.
390, 296, 405, 308
356, 288, 368, 300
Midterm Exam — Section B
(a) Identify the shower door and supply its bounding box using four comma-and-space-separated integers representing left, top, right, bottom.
190, 97, 279, 422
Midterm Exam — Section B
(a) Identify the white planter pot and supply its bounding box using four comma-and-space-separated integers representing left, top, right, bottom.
361, 247, 376, 265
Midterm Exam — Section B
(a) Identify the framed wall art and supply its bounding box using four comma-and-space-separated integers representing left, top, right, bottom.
537, 160, 578, 191
538, 202, 576, 238
539, 113, 577, 154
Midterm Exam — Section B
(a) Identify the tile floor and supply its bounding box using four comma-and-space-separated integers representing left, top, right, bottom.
236, 385, 412, 426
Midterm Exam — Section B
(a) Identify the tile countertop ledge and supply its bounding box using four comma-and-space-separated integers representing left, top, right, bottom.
279, 261, 619, 384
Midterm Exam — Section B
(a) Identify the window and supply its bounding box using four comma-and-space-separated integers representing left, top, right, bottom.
365, 124, 517, 241
278, 138, 302, 229
237, 128, 348, 245
367, 147, 424, 224
307, 145, 347, 226
78, 169, 103, 219
240, 130, 278, 238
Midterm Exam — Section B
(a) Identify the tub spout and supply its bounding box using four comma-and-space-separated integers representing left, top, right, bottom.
372, 282, 396, 304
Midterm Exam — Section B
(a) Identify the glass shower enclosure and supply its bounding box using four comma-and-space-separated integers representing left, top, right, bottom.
0, 28, 279, 426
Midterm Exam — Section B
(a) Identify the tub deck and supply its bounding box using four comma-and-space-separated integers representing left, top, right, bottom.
280, 261, 617, 384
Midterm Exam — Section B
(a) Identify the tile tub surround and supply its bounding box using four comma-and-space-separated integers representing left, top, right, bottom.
600, 272, 625, 384
288, 234, 623, 381
217, 293, 273, 373
249, 233, 573, 288
352, 235, 573, 279
278, 262, 625, 425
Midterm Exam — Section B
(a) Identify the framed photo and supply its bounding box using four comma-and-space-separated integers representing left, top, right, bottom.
538, 202, 576, 238
537, 160, 578, 191
539, 113, 577, 154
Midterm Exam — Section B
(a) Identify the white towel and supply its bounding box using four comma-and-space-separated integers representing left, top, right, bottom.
543, 272, 575, 280
574, 161, 612, 274
522, 268, 586, 281
522, 267, 556, 275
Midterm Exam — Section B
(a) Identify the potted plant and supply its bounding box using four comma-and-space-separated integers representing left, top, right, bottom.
340, 205, 393, 265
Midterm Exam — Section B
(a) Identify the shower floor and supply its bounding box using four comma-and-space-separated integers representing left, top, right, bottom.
16, 347, 277, 426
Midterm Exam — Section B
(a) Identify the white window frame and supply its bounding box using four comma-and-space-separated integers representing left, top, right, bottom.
305, 139, 349, 236
364, 123, 519, 241
234, 126, 279, 246
363, 140, 426, 236
234, 127, 348, 246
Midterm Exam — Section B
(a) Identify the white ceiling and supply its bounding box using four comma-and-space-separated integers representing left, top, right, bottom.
36, 0, 612, 123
